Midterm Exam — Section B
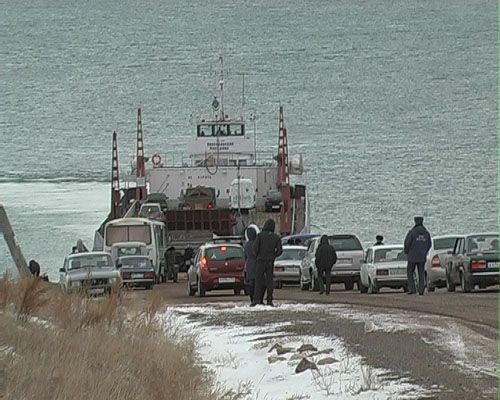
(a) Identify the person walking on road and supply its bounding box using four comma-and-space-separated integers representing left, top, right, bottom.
253, 219, 283, 307
243, 224, 259, 305
315, 235, 337, 295
374, 235, 384, 246
404, 216, 432, 295
28, 259, 40, 277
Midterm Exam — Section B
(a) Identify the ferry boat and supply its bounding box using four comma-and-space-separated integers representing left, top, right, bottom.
97, 58, 310, 270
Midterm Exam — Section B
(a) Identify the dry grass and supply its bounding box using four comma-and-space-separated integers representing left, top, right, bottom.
0, 276, 221, 400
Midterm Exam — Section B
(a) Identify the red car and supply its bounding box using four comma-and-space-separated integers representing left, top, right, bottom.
187, 242, 246, 297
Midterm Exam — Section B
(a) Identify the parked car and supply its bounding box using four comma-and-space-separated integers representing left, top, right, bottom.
425, 235, 463, 292
273, 245, 307, 288
300, 234, 364, 291
110, 241, 148, 265
446, 233, 500, 293
264, 189, 282, 212
360, 245, 408, 294
117, 255, 155, 289
187, 242, 245, 297
59, 252, 120, 295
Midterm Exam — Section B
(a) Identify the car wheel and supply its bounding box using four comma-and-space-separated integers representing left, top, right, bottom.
359, 280, 368, 294
368, 278, 378, 294
300, 280, 310, 291
173, 271, 178, 283
403, 285, 409, 293
197, 278, 206, 297
344, 280, 354, 291
427, 282, 435, 292
446, 272, 456, 292
460, 272, 472, 293
234, 287, 242, 296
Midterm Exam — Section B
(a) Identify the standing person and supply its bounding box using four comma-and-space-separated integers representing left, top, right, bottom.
28, 260, 40, 277
243, 224, 259, 305
315, 235, 337, 295
374, 235, 384, 246
404, 216, 432, 295
253, 219, 283, 307
164, 246, 177, 282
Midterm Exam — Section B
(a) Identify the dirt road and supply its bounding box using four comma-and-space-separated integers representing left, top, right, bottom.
130, 276, 498, 399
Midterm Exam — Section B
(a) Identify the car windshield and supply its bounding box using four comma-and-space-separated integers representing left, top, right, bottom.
374, 248, 406, 263
120, 257, 151, 269
328, 236, 363, 251
205, 246, 244, 261
434, 237, 458, 251
467, 235, 499, 253
276, 248, 306, 261
69, 255, 112, 270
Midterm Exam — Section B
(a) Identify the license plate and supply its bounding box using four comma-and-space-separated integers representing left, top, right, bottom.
338, 258, 353, 264
286, 266, 299, 271
131, 273, 143, 279
89, 288, 104, 295
487, 262, 500, 268
390, 269, 405, 276
219, 277, 235, 283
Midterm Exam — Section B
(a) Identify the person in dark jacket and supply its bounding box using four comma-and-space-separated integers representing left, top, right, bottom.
253, 219, 283, 306
404, 216, 432, 295
374, 235, 384, 246
164, 246, 178, 282
28, 259, 40, 277
315, 235, 337, 295
243, 224, 259, 304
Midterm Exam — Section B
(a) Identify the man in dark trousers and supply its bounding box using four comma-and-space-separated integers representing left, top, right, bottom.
315, 235, 337, 295
253, 219, 283, 306
243, 224, 259, 305
404, 216, 432, 295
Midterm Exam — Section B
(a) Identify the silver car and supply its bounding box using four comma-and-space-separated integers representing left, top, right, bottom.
425, 235, 463, 292
59, 252, 121, 295
117, 255, 155, 289
300, 234, 364, 291
273, 245, 307, 288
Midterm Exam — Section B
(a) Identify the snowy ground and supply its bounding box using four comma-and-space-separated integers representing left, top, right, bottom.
162, 303, 437, 400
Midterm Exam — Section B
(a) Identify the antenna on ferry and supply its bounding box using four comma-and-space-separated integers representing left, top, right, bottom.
241, 72, 245, 121
219, 55, 224, 121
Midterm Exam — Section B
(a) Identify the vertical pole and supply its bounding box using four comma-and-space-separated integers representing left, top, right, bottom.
136, 108, 147, 202
277, 106, 291, 235
0, 204, 30, 277
111, 131, 121, 219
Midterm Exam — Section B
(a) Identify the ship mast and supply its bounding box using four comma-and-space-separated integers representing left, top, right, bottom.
135, 108, 147, 202
219, 56, 225, 121
111, 131, 121, 219
277, 106, 292, 235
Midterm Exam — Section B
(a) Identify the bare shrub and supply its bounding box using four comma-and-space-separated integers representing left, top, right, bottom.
0, 279, 222, 400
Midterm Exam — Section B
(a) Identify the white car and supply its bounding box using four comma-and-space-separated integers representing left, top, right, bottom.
60, 252, 121, 295
273, 245, 307, 288
359, 245, 408, 294
424, 235, 462, 292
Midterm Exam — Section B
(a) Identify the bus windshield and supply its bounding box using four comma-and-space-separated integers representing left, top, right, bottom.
106, 225, 152, 246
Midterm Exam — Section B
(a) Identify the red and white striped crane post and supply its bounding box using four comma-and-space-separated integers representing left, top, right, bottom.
111, 131, 121, 219
277, 106, 292, 235
135, 108, 147, 202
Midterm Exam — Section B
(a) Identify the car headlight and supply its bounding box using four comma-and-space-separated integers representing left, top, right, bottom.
71, 281, 82, 287
110, 277, 117, 284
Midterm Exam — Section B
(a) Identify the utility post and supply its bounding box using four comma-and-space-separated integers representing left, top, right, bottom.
0, 204, 30, 277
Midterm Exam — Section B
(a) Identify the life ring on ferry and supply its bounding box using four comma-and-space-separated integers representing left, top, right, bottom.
152, 154, 162, 167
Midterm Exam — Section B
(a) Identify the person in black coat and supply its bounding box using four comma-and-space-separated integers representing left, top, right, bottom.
315, 235, 337, 294
404, 216, 432, 295
253, 219, 283, 306
374, 235, 384, 246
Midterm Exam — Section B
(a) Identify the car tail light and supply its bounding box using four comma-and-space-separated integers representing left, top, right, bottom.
144, 271, 155, 278
376, 269, 388, 276
220, 246, 227, 252
431, 255, 441, 268
200, 257, 208, 268
122, 272, 131, 279
471, 259, 487, 270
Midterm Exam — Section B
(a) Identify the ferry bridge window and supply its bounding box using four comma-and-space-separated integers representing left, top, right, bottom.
197, 125, 214, 137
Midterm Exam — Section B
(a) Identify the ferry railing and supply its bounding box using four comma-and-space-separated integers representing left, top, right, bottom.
148, 151, 277, 168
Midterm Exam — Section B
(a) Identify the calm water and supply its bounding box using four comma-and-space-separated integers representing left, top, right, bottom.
0, 0, 497, 280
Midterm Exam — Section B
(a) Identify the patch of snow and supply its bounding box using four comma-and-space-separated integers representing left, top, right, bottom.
163, 304, 431, 400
